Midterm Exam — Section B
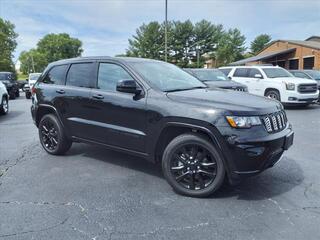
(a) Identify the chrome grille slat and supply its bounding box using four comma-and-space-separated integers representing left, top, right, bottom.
261, 111, 287, 134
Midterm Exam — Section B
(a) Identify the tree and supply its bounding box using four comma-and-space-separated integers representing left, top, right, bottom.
19, 49, 47, 74
37, 33, 83, 63
170, 20, 194, 67
250, 34, 271, 54
126, 22, 167, 60
192, 20, 224, 66
216, 28, 246, 66
19, 33, 83, 74
0, 18, 18, 72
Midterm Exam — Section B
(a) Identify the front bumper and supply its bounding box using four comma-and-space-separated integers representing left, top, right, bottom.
218, 124, 294, 183
282, 90, 319, 104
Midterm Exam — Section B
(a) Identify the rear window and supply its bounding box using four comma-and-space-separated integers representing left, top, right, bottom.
43, 65, 68, 85
233, 68, 249, 77
219, 68, 232, 76
66, 63, 93, 88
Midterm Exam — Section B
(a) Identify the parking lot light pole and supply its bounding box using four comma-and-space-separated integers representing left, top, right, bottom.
165, 0, 168, 62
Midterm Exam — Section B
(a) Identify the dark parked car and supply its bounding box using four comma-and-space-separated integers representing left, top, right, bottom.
290, 70, 320, 101
0, 72, 20, 99
184, 68, 248, 91
31, 57, 294, 197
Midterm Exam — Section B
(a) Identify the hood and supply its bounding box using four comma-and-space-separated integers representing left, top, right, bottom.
166, 88, 282, 115
204, 80, 246, 89
273, 77, 317, 85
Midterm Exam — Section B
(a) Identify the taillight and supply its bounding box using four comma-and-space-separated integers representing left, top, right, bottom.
31, 86, 36, 95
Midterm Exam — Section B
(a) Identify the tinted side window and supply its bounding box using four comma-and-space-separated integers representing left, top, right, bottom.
43, 65, 68, 85
66, 63, 93, 88
220, 68, 232, 76
98, 63, 133, 91
248, 68, 263, 78
233, 68, 249, 77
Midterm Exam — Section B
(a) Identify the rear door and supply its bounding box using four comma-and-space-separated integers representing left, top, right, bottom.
86, 61, 147, 153
61, 62, 95, 139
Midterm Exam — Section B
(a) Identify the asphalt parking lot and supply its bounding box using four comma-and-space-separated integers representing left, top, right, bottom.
0, 95, 319, 240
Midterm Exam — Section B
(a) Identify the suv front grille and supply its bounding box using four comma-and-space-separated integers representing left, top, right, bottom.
298, 84, 317, 93
261, 111, 287, 133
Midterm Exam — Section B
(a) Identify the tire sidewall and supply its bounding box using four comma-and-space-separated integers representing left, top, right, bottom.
266, 90, 280, 102
39, 114, 64, 155
162, 134, 225, 197
0, 96, 8, 115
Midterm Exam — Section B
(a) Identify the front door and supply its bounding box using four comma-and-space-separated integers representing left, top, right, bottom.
87, 62, 147, 153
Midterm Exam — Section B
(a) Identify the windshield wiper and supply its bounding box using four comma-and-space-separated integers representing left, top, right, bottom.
165, 86, 207, 92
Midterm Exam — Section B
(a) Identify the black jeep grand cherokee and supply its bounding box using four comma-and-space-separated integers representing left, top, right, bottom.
31, 57, 294, 197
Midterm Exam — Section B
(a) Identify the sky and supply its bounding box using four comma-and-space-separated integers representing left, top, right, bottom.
0, 0, 320, 62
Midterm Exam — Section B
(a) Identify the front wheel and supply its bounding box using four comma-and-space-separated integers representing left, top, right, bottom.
162, 133, 225, 197
38, 114, 72, 155
265, 90, 281, 102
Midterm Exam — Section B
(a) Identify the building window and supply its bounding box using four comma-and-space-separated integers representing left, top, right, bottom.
289, 59, 299, 70
303, 57, 314, 69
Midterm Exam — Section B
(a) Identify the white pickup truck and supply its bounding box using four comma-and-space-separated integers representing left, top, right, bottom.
220, 65, 319, 106
0, 81, 9, 115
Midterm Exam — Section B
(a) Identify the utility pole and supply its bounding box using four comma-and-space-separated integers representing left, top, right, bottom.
31, 55, 35, 73
165, 0, 168, 62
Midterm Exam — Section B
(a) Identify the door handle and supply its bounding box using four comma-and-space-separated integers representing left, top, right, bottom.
92, 94, 104, 100
56, 89, 65, 94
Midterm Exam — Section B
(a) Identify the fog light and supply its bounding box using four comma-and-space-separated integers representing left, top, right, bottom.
288, 97, 297, 101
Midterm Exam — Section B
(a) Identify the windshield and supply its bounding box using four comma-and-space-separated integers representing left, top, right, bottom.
190, 69, 228, 81
262, 68, 293, 78
29, 73, 42, 81
305, 70, 320, 80
131, 62, 206, 92
0, 73, 13, 81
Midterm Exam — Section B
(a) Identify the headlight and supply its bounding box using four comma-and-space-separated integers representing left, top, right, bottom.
285, 82, 295, 90
226, 116, 262, 128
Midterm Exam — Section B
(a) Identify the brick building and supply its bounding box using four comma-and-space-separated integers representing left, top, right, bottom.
230, 36, 320, 70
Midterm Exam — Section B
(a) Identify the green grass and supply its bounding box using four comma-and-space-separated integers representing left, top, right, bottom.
17, 73, 28, 81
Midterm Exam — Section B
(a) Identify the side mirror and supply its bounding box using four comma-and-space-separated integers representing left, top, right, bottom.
116, 80, 141, 94
228, 76, 232, 80
254, 74, 263, 79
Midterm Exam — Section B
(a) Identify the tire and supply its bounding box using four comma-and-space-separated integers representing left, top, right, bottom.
38, 114, 72, 155
265, 90, 281, 102
9, 93, 16, 100
0, 96, 9, 115
162, 133, 225, 197
26, 92, 31, 99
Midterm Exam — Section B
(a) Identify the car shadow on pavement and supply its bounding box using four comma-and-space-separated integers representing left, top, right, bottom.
66, 143, 164, 178
67, 144, 304, 200
213, 157, 304, 200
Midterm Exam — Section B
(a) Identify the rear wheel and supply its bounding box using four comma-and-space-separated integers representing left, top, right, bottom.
265, 90, 280, 102
38, 114, 72, 155
0, 96, 9, 115
162, 133, 225, 197
26, 91, 31, 99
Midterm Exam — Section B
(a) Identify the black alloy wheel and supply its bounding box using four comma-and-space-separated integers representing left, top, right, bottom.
40, 119, 59, 151
162, 134, 225, 197
170, 144, 217, 190
38, 114, 72, 155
